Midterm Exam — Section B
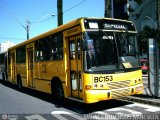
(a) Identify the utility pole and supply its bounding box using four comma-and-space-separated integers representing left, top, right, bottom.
104, 0, 112, 18
57, 0, 63, 26
26, 19, 30, 40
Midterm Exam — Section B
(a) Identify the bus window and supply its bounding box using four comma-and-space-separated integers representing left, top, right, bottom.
77, 39, 81, 59
116, 33, 136, 56
51, 33, 63, 60
83, 31, 139, 71
16, 46, 26, 63
0, 53, 4, 65
116, 33, 139, 67
69, 41, 76, 59
35, 41, 39, 62
84, 32, 118, 70
39, 37, 52, 61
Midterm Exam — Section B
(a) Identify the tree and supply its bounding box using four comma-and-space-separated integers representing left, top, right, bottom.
134, 0, 143, 5
137, 26, 160, 54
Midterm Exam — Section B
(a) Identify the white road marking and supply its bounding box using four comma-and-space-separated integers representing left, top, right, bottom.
107, 107, 142, 115
126, 103, 160, 112
51, 111, 84, 120
25, 114, 47, 120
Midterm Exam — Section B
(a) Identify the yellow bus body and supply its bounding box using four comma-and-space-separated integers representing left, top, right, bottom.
6, 17, 143, 103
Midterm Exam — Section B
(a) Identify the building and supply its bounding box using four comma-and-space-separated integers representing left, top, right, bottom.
128, 0, 160, 56
105, 0, 160, 31
105, 0, 160, 54
104, 0, 129, 19
129, 0, 160, 31
0, 41, 15, 52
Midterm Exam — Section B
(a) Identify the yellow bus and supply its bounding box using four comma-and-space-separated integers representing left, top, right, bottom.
6, 17, 143, 103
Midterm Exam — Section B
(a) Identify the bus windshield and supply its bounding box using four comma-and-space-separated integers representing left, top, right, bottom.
83, 31, 139, 71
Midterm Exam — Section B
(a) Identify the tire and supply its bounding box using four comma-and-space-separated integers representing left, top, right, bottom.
51, 80, 64, 102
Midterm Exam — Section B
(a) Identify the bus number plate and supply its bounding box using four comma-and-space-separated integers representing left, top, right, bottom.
94, 76, 113, 83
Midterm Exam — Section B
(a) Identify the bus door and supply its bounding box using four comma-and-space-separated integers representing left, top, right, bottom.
69, 35, 82, 99
26, 46, 34, 88
10, 51, 16, 83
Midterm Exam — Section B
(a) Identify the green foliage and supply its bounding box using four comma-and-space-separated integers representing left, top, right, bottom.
134, 0, 143, 5
128, 5, 134, 12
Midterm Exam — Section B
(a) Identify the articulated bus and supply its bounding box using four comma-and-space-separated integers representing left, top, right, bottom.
2, 18, 143, 103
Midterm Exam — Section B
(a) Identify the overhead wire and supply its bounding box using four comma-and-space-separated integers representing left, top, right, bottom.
63, 0, 88, 14
39, 0, 88, 23
0, 0, 88, 25
0, 0, 88, 41
0, 3, 26, 30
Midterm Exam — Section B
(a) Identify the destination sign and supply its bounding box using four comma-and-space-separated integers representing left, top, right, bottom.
84, 19, 136, 31
103, 23, 127, 30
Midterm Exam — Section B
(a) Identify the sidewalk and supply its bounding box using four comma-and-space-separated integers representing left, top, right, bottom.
122, 75, 160, 107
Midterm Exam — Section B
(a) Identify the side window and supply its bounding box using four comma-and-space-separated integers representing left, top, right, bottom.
39, 37, 52, 61
51, 33, 63, 60
35, 40, 39, 62
69, 38, 81, 60
8, 51, 11, 64
0, 53, 4, 65
34, 33, 63, 62
69, 41, 76, 59
16, 46, 26, 63
16, 48, 21, 63
77, 39, 81, 59
22, 46, 26, 63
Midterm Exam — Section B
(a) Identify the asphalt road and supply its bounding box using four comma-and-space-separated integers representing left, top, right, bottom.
0, 82, 66, 114
0, 80, 160, 120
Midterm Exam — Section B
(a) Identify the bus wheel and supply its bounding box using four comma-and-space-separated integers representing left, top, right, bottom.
51, 79, 64, 102
17, 75, 22, 90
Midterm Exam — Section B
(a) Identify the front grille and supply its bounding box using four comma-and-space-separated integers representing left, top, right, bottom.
107, 80, 131, 89
111, 88, 130, 99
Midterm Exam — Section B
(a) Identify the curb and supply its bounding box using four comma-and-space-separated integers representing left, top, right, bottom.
121, 96, 160, 107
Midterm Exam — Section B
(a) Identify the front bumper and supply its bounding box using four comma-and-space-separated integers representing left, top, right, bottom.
83, 84, 143, 103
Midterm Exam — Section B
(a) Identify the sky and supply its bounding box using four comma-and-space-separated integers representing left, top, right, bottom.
0, 0, 104, 44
